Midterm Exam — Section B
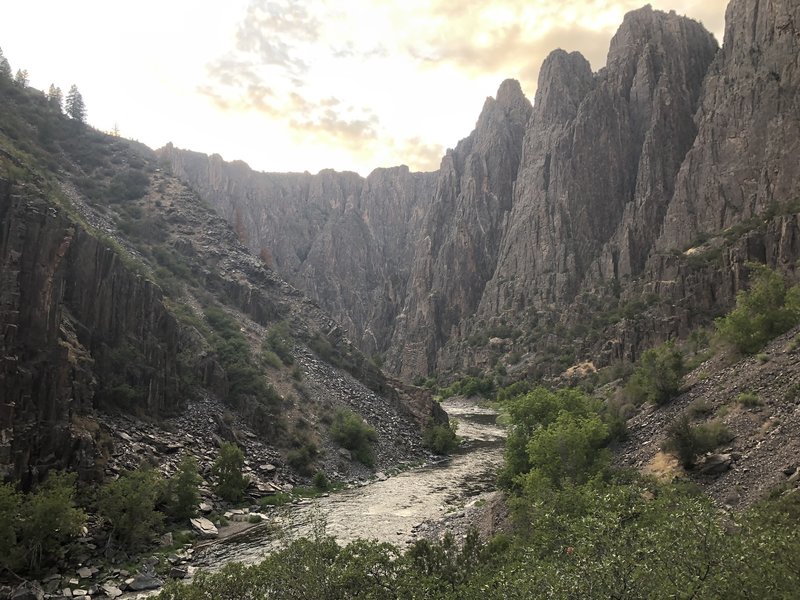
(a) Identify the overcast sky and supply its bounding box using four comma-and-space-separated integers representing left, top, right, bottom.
1, 0, 726, 175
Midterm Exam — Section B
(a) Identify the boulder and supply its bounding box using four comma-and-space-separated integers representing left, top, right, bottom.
125, 573, 163, 592
100, 584, 122, 599
190, 517, 219, 538
698, 453, 733, 476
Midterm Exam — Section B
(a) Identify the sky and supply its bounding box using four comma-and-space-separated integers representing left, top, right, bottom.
0, 0, 727, 175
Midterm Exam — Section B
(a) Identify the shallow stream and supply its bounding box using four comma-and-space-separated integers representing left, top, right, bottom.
194, 397, 505, 569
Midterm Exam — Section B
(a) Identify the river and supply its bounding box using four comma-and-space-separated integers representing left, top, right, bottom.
194, 397, 505, 569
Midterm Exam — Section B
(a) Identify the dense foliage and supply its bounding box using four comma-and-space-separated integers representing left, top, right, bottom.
423, 421, 459, 455
625, 341, 685, 406
165, 455, 202, 520
212, 442, 250, 502
0, 472, 85, 574
329, 409, 377, 466
716, 264, 800, 354
159, 384, 800, 599
437, 376, 494, 400
99, 466, 164, 549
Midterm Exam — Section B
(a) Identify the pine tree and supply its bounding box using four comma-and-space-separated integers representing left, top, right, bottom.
65, 84, 86, 123
14, 69, 28, 87
47, 84, 63, 112
0, 47, 11, 79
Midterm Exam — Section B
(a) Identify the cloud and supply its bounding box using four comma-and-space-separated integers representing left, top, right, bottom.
198, 0, 727, 173
234, 0, 320, 76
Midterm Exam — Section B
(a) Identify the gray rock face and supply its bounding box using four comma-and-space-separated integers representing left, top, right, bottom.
659, 0, 800, 251
387, 79, 532, 378
161, 146, 436, 358
161, 0, 799, 380
0, 180, 182, 483
479, 7, 718, 323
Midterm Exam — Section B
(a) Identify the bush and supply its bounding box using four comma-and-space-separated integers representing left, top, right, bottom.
423, 421, 459, 455
261, 350, 282, 369
662, 415, 733, 468
212, 442, 249, 502
313, 472, 331, 491
287, 442, 319, 476
165, 455, 201, 521
0, 472, 86, 573
99, 466, 163, 549
329, 409, 377, 467
715, 264, 800, 354
495, 380, 532, 402
500, 387, 608, 490
264, 321, 294, 365
107, 168, 150, 202
736, 391, 762, 408
259, 492, 292, 508
625, 342, 684, 406
438, 376, 494, 400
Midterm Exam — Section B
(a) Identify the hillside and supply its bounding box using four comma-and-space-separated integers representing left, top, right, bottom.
0, 74, 444, 491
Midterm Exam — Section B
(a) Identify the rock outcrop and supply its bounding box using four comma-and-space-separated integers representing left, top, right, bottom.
659, 0, 800, 250
0, 82, 444, 486
387, 80, 531, 378
0, 176, 182, 485
478, 7, 718, 326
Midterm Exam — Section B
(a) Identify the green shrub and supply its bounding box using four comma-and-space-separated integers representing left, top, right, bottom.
108, 169, 149, 202
329, 409, 377, 467
264, 321, 294, 365
625, 342, 684, 406
423, 421, 459, 455
164, 455, 201, 521
261, 350, 282, 369
438, 375, 494, 400
736, 391, 762, 408
99, 466, 163, 549
688, 398, 713, 417
662, 416, 733, 468
496, 380, 532, 402
715, 264, 800, 354
212, 442, 249, 502
287, 442, 319, 476
313, 471, 331, 491
500, 387, 607, 490
259, 492, 292, 508
0, 472, 86, 573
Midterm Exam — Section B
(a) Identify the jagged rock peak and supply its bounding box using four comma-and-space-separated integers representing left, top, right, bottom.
476, 79, 532, 133
607, 5, 719, 91
495, 78, 529, 112
534, 49, 594, 123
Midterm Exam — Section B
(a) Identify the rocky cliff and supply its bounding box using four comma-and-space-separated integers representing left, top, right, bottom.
161, 0, 799, 383
386, 80, 531, 378
161, 146, 436, 358
0, 81, 443, 486
0, 172, 182, 485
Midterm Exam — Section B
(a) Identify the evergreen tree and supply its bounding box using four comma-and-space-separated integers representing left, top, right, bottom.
165, 455, 201, 520
0, 47, 11, 79
47, 84, 63, 112
65, 84, 86, 123
212, 442, 249, 502
14, 68, 28, 87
